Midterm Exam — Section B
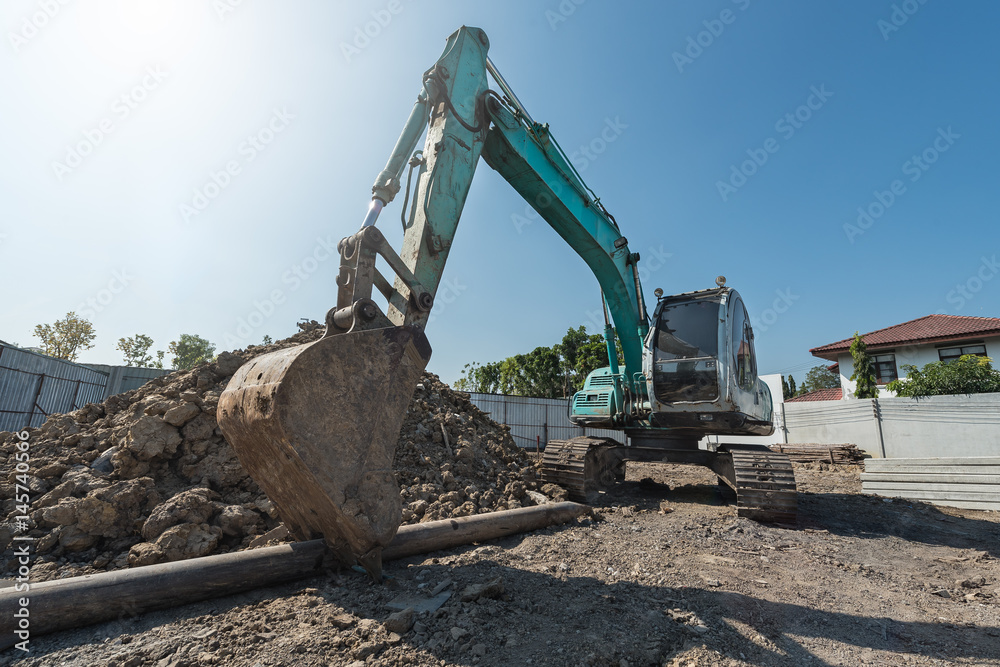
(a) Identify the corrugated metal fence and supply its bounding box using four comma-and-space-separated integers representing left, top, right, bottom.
80, 364, 174, 397
467, 392, 623, 450
0, 344, 172, 432
0, 345, 109, 431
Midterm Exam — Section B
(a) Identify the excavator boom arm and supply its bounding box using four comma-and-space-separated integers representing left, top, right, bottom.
480, 102, 648, 389
354, 26, 648, 395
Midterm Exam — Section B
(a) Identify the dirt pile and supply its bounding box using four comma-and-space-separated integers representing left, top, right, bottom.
0, 323, 546, 581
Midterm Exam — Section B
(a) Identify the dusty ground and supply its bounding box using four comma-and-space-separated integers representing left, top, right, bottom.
5, 461, 999, 667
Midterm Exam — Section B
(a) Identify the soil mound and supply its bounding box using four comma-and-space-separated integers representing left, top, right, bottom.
0, 323, 548, 581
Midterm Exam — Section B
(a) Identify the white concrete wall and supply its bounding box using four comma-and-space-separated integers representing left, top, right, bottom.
783, 398, 881, 453
783, 393, 1000, 458
878, 394, 1000, 458
836, 334, 1000, 399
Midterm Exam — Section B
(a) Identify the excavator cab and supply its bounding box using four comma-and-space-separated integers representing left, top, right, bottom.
569, 283, 773, 437
644, 285, 774, 436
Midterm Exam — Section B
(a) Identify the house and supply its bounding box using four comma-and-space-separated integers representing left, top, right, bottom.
785, 386, 843, 402
809, 314, 1000, 399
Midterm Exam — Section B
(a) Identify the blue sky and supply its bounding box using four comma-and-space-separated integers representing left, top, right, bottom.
2, 0, 997, 386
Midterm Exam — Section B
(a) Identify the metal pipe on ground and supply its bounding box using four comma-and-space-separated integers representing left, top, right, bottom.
0, 501, 590, 649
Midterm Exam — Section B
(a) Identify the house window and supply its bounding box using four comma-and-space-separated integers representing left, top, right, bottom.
938, 345, 987, 363
873, 354, 897, 384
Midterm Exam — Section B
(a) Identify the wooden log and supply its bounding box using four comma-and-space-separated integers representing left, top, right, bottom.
0, 502, 589, 648
383, 500, 589, 561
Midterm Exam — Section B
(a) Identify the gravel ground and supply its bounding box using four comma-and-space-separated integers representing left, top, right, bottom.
6, 461, 999, 666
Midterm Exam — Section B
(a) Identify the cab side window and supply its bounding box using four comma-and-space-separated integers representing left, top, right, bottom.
733, 303, 756, 391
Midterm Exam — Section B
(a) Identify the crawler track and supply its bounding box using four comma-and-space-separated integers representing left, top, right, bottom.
540, 437, 624, 503
721, 444, 798, 524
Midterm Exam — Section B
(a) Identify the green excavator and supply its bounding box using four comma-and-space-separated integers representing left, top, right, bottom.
218, 27, 796, 580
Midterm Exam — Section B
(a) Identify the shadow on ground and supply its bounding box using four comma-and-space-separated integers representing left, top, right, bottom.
798, 491, 1000, 559
609, 471, 1000, 560
10, 532, 999, 667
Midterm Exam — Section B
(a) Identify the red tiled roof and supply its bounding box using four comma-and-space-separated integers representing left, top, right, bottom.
786, 387, 843, 402
810, 315, 1000, 361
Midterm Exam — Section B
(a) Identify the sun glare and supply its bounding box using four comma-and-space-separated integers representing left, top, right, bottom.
78, 0, 208, 70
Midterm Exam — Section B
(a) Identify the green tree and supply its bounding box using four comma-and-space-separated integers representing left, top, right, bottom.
455, 361, 501, 393
454, 325, 622, 397
800, 365, 840, 394
781, 375, 791, 400
887, 355, 1000, 397
262, 335, 273, 345
116, 334, 156, 367
152, 350, 166, 370
33, 312, 96, 361
168, 334, 216, 370
850, 332, 879, 399
787, 374, 797, 397
558, 326, 623, 395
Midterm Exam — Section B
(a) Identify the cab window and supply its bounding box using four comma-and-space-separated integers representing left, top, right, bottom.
732, 302, 756, 390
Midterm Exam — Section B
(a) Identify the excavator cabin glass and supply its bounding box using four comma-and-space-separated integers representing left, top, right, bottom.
652, 297, 722, 404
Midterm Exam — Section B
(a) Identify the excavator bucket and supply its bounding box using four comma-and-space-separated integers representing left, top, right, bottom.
217, 326, 431, 580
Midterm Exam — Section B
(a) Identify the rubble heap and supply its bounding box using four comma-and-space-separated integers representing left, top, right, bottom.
0, 323, 552, 581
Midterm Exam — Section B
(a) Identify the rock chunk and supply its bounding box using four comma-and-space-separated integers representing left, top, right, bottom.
124, 416, 182, 460
163, 403, 201, 427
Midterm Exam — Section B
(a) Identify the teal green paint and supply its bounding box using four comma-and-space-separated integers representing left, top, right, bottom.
481, 103, 648, 393
387, 27, 491, 324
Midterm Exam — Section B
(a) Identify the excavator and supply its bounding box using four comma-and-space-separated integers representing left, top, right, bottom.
217, 27, 796, 580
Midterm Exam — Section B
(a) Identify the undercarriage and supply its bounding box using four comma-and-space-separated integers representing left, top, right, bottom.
540, 435, 797, 524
